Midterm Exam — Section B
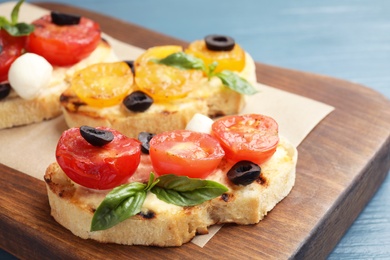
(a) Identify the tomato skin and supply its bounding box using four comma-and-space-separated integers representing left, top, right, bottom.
56, 127, 141, 190
211, 114, 279, 165
26, 15, 101, 66
70, 62, 134, 107
186, 39, 245, 73
134, 45, 204, 101
0, 30, 26, 82
149, 130, 225, 178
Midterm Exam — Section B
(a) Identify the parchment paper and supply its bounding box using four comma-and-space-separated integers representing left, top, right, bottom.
0, 2, 334, 248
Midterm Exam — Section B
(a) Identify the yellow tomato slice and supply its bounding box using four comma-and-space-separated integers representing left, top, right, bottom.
136, 45, 183, 64
71, 62, 134, 108
185, 40, 246, 72
134, 45, 204, 101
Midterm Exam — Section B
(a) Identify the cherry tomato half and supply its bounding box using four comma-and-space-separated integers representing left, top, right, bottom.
149, 130, 225, 178
26, 15, 101, 66
0, 30, 26, 82
211, 114, 279, 165
70, 62, 134, 107
56, 127, 141, 190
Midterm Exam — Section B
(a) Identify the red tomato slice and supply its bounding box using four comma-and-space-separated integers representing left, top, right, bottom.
56, 127, 141, 190
0, 30, 26, 82
211, 114, 279, 165
26, 15, 101, 66
149, 130, 225, 178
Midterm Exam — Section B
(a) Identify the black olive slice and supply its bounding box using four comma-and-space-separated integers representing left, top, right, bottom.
139, 210, 155, 219
227, 160, 261, 186
138, 132, 155, 154
80, 126, 114, 147
0, 44, 3, 54
123, 91, 153, 112
0, 83, 11, 101
51, 11, 81, 26
123, 60, 135, 75
205, 34, 235, 51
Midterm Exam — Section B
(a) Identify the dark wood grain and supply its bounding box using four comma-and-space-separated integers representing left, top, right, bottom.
1, 2, 389, 259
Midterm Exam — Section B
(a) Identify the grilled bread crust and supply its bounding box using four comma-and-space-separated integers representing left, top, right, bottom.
0, 40, 117, 129
0, 91, 63, 129
59, 53, 256, 138
44, 136, 297, 247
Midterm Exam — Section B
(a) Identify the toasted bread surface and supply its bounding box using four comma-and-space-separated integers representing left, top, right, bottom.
44, 136, 297, 247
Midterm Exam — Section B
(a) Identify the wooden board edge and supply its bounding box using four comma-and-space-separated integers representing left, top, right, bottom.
294, 137, 390, 258
0, 2, 388, 259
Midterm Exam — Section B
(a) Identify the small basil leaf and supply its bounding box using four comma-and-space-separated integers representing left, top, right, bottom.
145, 172, 159, 191
0, 0, 34, 37
3, 23, 34, 36
153, 52, 206, 71
11, 0, 24, 25
2, 24, 19, 36
0, 17, 10, 27
215, 70, 258, 95
208, 61, 218, 76
15, 23, 34, 35
91, 182, 147, 231
151, 174, 228, 207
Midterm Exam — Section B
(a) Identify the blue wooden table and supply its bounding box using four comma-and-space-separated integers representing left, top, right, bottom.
1, 0, 389, 258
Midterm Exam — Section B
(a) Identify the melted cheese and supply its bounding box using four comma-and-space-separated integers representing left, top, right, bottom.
141, 192, 182, 214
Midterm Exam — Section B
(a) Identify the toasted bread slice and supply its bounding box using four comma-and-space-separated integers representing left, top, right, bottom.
44, 136, 297, 247
60, 52, 257, 138
0, 39, 117, 129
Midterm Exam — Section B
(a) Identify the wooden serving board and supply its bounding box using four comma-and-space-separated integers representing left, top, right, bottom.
1, 2, 389, 259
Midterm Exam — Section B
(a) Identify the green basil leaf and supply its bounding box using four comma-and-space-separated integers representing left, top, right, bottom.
11, 0, 25, 25
0, 0, 33, 36
3, 23, 34, 36
208, 61, 218, 76
90, 182, 147, 231
153, 52, 206, 71
145, 172, 159, 190
0, 17, 10, 27
215, 70, 258, 95
151, 174, 228, 207
90, 173, 228, 230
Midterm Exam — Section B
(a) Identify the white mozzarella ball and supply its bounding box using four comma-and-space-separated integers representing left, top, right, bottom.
185, 113, 214, 134
8, 53, 53, 100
